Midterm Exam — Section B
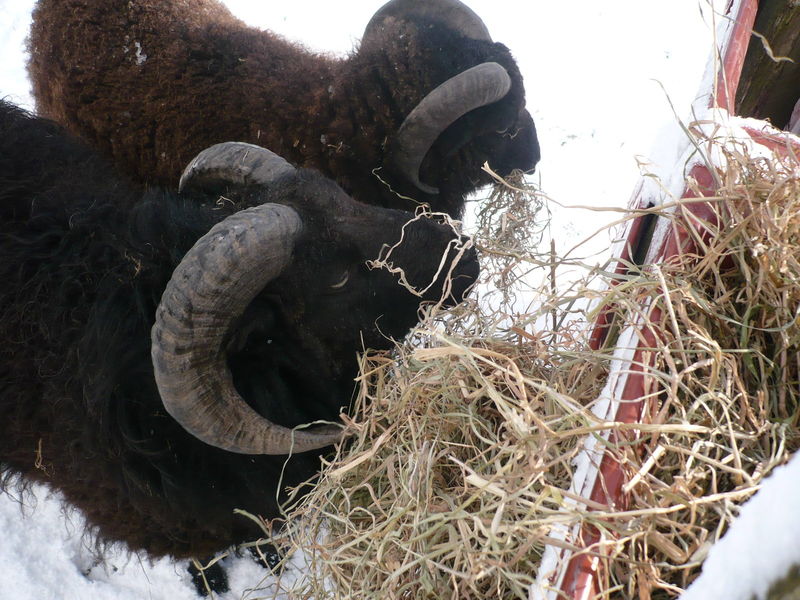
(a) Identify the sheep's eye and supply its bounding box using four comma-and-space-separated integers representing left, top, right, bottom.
330, 271, 350, 290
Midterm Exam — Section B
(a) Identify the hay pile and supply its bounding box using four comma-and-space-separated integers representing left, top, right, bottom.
266, 126, 800, 599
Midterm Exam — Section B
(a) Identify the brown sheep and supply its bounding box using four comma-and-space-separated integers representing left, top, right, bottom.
28, 0, 539, 218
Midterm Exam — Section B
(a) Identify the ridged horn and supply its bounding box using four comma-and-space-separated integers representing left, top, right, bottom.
362, 0, 492, 45
179, 141, 295, 193
388, 62, 512, 195
151, 203, 344, 454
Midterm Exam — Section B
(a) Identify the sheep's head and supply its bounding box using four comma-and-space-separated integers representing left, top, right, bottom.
353, 0, 540, 217
152, 142, 479, 457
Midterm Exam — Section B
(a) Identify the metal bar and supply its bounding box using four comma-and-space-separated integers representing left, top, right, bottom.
533, 2, 762, 598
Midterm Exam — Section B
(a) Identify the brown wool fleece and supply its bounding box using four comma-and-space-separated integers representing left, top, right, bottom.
29, 0, 334, 189
28, 0, 537, 218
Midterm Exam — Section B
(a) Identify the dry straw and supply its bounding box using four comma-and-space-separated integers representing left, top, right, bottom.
253, 124, 799, 600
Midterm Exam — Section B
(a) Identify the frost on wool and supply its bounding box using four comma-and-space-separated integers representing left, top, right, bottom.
133, 41, 147, 65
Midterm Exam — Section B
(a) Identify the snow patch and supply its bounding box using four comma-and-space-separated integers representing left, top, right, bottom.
681, 452, 800, 600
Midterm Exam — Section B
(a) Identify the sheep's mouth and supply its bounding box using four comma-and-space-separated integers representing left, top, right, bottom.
421, 107, 539, 189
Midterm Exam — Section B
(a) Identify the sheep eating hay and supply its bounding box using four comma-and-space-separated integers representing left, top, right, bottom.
0, 100, 479, 586
28, 0, 540, 218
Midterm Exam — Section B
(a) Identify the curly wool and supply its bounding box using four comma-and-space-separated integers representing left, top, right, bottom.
0, 101, 478, 559
28, 0, 539, 218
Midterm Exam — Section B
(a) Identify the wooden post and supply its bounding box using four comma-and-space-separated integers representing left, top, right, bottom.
736, 0, 800, 128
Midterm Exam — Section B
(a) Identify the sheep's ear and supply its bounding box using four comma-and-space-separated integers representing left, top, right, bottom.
179, 142, 295, 194
362, 0, 492, 46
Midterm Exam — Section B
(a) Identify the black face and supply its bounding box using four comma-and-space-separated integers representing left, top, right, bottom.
286, 207, 479, 353
213, 171, 478, 429
416, 105, 540, 211
363, 21, 540, 218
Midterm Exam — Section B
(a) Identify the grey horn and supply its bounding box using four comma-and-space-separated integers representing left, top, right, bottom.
362, 0, 492, 45
388, 62, 512, 195
151, 200, 343, 455
178, 141, 295, 193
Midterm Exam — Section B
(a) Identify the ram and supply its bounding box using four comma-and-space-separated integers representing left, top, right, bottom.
0, 101, 478, 590
28, 0, 540, 218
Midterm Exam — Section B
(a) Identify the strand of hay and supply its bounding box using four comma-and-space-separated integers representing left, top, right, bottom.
262, 126, 800, 599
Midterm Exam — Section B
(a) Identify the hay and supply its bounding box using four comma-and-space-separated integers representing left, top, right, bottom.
267, 125, 800, 600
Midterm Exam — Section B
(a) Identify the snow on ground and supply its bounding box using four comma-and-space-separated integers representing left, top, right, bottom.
680, 452, 800, 600
0, 485, 209, 600
0, 481, 302, 600
0, 1, 739, 598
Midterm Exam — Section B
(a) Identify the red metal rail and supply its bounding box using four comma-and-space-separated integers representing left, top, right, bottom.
537, 2, 768, 598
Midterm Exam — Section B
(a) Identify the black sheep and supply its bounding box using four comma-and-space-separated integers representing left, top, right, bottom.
0, 100, 478, 570
28, 0, 540, 218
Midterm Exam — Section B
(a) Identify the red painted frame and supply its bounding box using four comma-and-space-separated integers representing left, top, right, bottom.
548, 2, 767, 598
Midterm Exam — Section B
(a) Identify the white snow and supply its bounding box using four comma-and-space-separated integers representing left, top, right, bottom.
0, 484, 204, 599
1, 1, 788, 599
0, 2, 33, 109
0, 481, 309, 599
680, 451, 800, 600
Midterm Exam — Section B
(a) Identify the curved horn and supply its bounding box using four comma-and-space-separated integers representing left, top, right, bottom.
179, 142, 295, 193
388, 62, 512, 195
151, 203, 344, 455
362, 0, 492, 44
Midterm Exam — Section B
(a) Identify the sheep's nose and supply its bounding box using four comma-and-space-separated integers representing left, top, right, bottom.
495, 110, 540, 176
